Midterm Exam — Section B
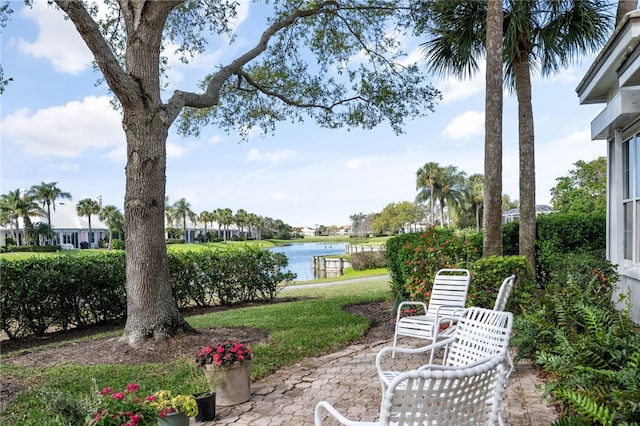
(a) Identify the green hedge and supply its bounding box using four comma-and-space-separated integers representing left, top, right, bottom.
468, 256, 534, 314
6, 245, 61, 253
0, 246, 295, 339
350, 251, 387, 270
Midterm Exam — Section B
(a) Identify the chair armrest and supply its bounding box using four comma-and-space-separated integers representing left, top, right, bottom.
375, 338, 455, 375
396, 301, 428, 323
314, 401, 379, 426
432, 305, 467, 320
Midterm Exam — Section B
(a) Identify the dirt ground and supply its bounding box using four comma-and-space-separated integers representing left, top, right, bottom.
0, 299, 393, 410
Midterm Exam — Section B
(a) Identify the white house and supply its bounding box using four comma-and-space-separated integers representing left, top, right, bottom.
501, 205, 554, 225
576, 10, 640, 324
0, 200, 108, 248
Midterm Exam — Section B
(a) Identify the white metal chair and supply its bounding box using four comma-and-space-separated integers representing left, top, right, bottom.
377, 307, 513, 425
314, 355, 508, 426
392, 268, 471, 359
493, 274, 516, 311
492, 274, 516, 378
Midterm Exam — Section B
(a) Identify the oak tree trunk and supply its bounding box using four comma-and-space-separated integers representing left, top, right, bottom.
121, 106, 195, 344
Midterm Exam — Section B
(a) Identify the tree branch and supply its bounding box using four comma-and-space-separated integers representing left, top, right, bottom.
166, 1, 341, 122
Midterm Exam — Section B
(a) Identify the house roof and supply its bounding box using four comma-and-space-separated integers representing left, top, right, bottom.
502, 205, 554, 216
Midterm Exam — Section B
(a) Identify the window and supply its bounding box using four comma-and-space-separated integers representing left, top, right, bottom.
622, 136, 640, 262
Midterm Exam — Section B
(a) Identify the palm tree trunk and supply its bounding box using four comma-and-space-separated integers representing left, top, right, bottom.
514, 58, 536, 273
483, 0, 503, 256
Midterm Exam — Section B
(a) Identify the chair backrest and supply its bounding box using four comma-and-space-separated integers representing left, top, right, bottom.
493, 274, 516, 311
425, 269, 471, 317
380, 356, 506, 425
444, 307, 513, 368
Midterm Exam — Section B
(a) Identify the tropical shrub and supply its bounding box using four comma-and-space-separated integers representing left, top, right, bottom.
539, 303, 640, 425
385, 227, 480, 305
467, 256, 534, 313
511, 251, 618, 361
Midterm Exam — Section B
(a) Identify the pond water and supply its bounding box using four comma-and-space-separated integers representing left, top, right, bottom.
269, 242, 348, 281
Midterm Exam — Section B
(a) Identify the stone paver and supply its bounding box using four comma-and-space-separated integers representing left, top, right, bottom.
191, 340, 557, 425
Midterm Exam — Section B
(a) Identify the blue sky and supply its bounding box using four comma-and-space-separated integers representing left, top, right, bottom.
0, 2, 608, 228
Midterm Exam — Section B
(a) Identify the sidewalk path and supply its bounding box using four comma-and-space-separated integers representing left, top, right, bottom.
194, 341, 556, 425
193, 276, 558, 425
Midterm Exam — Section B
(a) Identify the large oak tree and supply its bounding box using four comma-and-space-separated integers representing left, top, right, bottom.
26, 1, 440, 344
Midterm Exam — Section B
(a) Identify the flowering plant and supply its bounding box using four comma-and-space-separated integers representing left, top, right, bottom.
85, 383, 158, 426
151, 390, 198, 417
195, 340, 253, 368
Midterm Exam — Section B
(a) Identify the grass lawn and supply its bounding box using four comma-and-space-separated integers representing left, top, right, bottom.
0, 276, 392, 425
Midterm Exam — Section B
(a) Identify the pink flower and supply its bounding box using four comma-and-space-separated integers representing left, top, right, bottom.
126, 383, 139, 393
112, 391, 126, 400
100, 387, 113, 395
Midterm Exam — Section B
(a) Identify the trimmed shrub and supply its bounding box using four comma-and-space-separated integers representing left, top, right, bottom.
6, 245, 61, 253
351, 251, 386, 270
0, 246, 296, 339
468, 255, 534, 313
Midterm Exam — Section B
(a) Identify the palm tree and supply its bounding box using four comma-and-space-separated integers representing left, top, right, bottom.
171, 198, 195, 243
235, 209, 248, 239
0, 189, 45, 245
415, 162, 442, 226
421, 0, 612, 270
467, 174, 485, 232
76, 198, 101, 248
216, 208, 234, 242
436, 165, 467, 227
199, 210, 215, 241
0, 189, 22, 242
247, 213, 263, 240
99, 205, 124, 249
484, 0, 503, 256
28, 181, 72, 226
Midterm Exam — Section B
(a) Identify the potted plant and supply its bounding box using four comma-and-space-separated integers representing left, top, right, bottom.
195, 340, 253, 406
85, 382, 159, 426
188, 361, 217, 422
152, 390, 198, 426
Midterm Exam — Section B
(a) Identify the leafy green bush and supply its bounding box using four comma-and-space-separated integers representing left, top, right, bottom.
468, 256, 534, 313
351, 251, 386, 270
111, 239, 125, 250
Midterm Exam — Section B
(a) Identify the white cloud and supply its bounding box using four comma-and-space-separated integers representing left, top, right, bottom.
47, 161, 80, 173
346, 157, 372, 170
247, 148, 297, 163
18, 1, 93, 74
436, 59, 486, 104
1, 96, 124, 158
208, 135, 224, 145
532, 129, 606, 204
441, 110, 485, 140
167, 142, 188, 158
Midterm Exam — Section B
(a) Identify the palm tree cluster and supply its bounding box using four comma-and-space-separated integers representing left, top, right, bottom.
164, 196, 294, 243
415, 162, 484, 231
